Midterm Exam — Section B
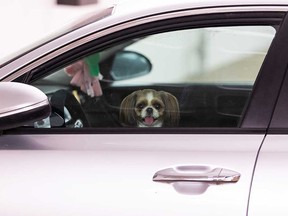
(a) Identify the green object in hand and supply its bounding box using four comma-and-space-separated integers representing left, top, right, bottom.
84, 53, 100, 76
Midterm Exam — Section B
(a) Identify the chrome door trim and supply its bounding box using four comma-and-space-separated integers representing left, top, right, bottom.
2, 5, 288, 82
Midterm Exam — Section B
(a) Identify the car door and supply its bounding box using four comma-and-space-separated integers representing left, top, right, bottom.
1, 7, 288, 216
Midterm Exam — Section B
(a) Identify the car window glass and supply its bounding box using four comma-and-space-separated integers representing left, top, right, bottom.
31, 25, 276, 129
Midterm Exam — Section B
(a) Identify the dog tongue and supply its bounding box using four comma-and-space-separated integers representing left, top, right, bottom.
145, 117, 154, 125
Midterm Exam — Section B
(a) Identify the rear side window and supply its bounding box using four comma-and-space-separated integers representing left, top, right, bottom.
32, 25, 276, 129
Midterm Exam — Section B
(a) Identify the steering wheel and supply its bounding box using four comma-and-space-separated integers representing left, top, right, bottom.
50, 89, 90, 128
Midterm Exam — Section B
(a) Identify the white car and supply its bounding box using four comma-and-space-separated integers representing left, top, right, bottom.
1, 0, 288, 215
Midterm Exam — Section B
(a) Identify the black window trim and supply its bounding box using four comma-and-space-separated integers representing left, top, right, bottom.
242, 12, 288, 130
267, 11, 288, 134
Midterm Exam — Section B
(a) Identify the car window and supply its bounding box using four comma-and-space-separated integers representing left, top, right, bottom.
117, 26, 274, 85
31, 25, 276, 128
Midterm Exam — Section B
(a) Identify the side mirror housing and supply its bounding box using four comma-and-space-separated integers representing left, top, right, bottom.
0, 82, 51, 130
110, 51, 152, 80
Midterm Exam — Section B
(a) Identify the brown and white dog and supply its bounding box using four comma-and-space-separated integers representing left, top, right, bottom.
119, 89, 180, 127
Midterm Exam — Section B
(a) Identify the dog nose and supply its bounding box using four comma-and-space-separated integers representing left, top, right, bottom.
146, 108, 153, 115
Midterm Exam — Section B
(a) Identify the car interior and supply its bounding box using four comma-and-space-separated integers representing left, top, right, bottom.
24, 25, 275, 129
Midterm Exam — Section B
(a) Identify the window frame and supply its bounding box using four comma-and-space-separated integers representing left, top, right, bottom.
5, 11, 288, 134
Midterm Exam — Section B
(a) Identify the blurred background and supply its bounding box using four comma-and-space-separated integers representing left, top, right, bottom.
0, 0, 115, 59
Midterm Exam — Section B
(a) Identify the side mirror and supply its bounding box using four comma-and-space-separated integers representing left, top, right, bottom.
110, 51, 152, 80
0, 82, 51, 130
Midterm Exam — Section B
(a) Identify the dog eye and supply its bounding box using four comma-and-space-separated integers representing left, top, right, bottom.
154, 103, 162, 110
137, 103, 144, 109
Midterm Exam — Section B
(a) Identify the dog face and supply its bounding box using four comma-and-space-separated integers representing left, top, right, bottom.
134, 90, 166, 127
120, 89, 180, 127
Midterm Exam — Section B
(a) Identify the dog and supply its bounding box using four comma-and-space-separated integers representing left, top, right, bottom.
119, 89, 180, 127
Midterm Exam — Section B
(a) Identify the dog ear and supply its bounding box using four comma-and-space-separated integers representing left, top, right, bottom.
160, 91, 180, 127
119, 91, 138, 126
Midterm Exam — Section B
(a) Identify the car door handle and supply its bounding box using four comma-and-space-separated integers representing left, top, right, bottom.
153, 166, 240, 184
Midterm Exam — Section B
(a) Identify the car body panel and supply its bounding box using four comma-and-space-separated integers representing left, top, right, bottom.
0, 134, 263, 216
114, 0, 288, 16
248, 135, 288, 215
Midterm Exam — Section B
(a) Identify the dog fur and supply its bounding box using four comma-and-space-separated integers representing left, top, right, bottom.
119, 89, 180, 127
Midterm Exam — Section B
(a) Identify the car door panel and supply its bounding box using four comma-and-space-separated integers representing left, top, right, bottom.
0, 134, 263, 216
